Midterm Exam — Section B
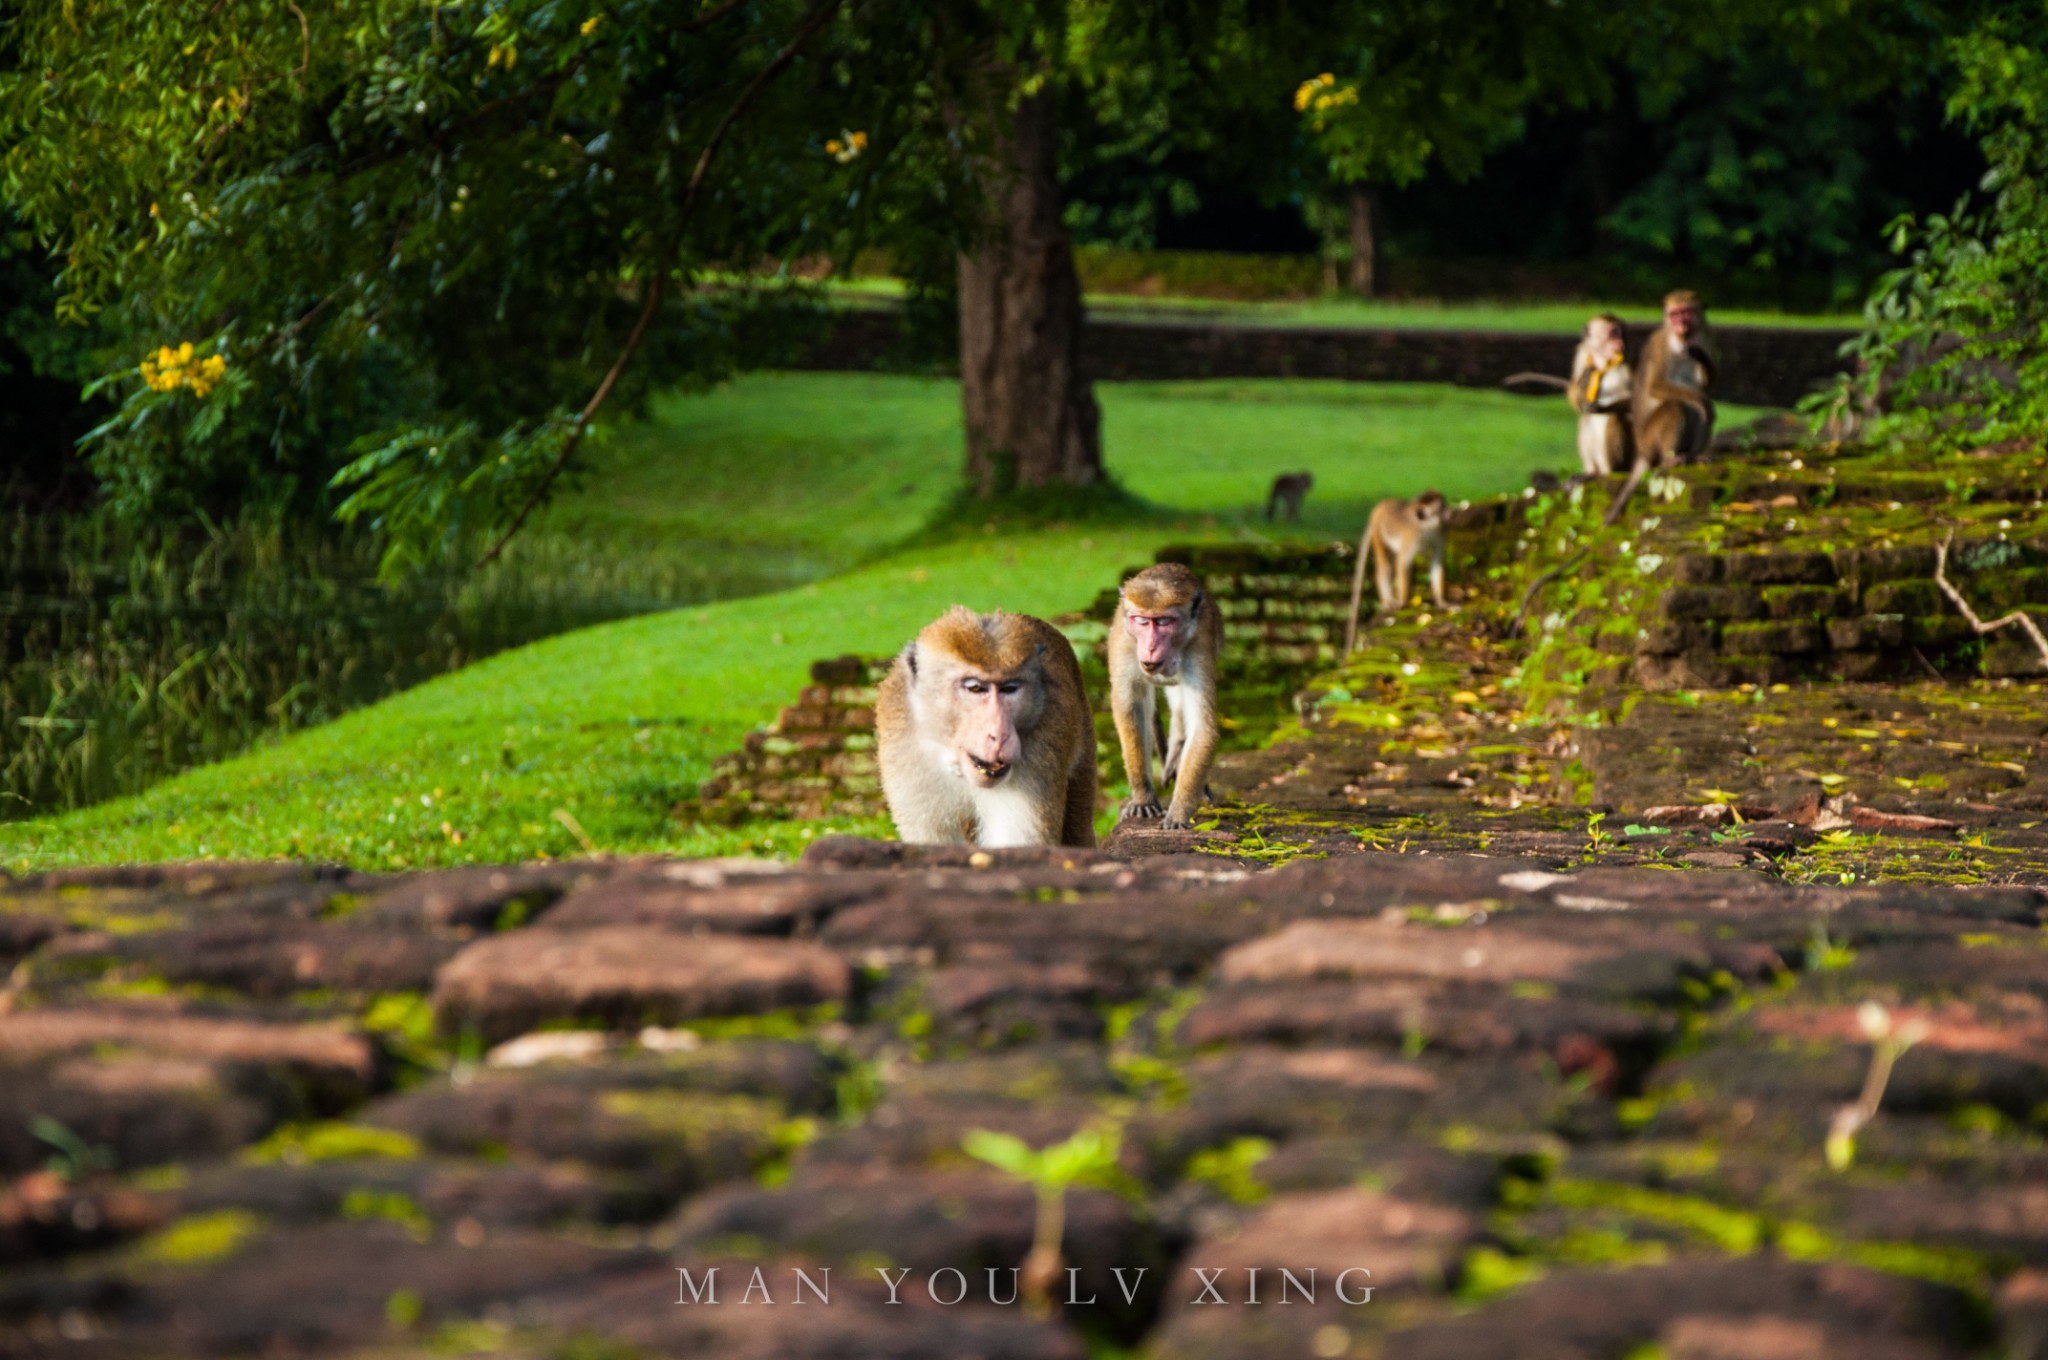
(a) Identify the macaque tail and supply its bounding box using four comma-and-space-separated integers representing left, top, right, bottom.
1344, 524, 1374, 653
1604, 460, 1653, 527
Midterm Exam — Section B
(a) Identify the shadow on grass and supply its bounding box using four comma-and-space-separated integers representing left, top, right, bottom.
899, 477, 1172, 549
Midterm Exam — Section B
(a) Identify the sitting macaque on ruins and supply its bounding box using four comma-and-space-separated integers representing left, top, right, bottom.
1607, 288, 1717, 524
1570, 312, 1634, 477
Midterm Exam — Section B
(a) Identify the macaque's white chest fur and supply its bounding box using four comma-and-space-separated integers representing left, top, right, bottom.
910, 733, 1048, 848
970, 782, 1049, 848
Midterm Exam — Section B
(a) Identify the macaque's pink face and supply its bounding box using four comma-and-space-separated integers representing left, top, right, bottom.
1665, 304, 1702, 340
944, 667, 1037, 786
1589, 320, 1622, 356
1124, 605, 1189, 676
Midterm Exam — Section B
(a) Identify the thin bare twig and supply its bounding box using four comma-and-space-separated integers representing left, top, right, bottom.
288, 2, 311, 78
1933, 529, 2048, 669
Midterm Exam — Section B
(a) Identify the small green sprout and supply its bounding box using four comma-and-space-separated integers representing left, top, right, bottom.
963, 1122, 1136, 1316
1826, 1001, 1930, 1171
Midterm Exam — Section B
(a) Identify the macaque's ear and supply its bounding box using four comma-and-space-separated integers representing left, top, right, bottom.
906, 644, 918, 680
1191, 590, 1205, 616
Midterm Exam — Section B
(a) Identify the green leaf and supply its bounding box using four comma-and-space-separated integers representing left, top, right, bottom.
962, 1129, 1039, 1180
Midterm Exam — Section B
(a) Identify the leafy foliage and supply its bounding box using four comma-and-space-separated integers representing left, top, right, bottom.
1, 0, 932, 566
1820, 14, 2048, 451
1606, 54, 1885, 283
1298, 5, 1611, 193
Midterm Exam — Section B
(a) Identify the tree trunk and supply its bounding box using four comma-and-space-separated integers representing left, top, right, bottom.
1347, 185, 1376, 298
957, 86, 1101, 496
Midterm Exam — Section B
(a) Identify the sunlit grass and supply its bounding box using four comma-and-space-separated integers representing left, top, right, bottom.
7, 372, 1771, 867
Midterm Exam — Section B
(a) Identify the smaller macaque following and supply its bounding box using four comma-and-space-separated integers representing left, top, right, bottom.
1345, 491, 1446, 652
875, 607, 1097, 848
1569, 313, 1633, 477
1266, 471, 1314, 522
1109, 563, 1223, 830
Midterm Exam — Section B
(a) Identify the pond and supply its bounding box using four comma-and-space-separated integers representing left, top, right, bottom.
0, 515, 822, 821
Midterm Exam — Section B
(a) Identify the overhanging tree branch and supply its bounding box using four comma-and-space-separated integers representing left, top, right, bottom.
678, 0, 841, 218
473, 268, 667, 568
473, 0, 842, 569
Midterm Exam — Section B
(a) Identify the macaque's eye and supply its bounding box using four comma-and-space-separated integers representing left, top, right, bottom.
997, 680, 1023, 695
961, 678, 986, 695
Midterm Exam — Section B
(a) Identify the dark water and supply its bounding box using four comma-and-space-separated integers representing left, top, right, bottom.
1, 517, 819, 820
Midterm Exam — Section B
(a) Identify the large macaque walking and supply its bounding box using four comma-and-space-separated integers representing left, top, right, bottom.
1570, 313, 1634, 477
1606, 290, 1716, 525
1344, 491, 1446, 651
875, 607, 1097, 848
1109, 563, 1223, 830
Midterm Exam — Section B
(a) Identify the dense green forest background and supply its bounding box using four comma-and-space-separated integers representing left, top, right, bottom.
0, 29, 1983, 516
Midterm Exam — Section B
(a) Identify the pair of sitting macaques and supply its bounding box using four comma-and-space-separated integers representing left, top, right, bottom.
874, 564, 1219, 849
1571, 290, 1719, 525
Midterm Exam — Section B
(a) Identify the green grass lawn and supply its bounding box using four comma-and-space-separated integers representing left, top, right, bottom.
2, 373, 1770, 869
543, 371, 1770, 545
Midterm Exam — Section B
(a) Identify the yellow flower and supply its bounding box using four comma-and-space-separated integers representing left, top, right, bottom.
1294, 71, 1339, 113
827, 129, 868, 163
191, 354, 228, 397
580, 15, 600, 35
487, 42, 516, 69
139, 343, 227, 397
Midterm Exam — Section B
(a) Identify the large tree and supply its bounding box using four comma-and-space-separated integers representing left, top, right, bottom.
2, 0, 1906, 567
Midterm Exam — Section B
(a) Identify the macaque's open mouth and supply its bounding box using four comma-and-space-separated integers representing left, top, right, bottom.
967, 756, 1011, 781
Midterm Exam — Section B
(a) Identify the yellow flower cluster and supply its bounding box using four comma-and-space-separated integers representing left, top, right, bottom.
580, 15, 600, 35
1294, 72, 1357, 115
825, 129, 869, 163
487, 42, 517, 69
141, 343, 228, 397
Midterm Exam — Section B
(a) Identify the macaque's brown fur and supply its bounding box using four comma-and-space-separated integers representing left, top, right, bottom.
875, 606, 1096, 848
1345, 491, 1446, 651
1108, 563, 1223, 830
1607, 290, 1716, 525
1266, 471, 1314, 522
